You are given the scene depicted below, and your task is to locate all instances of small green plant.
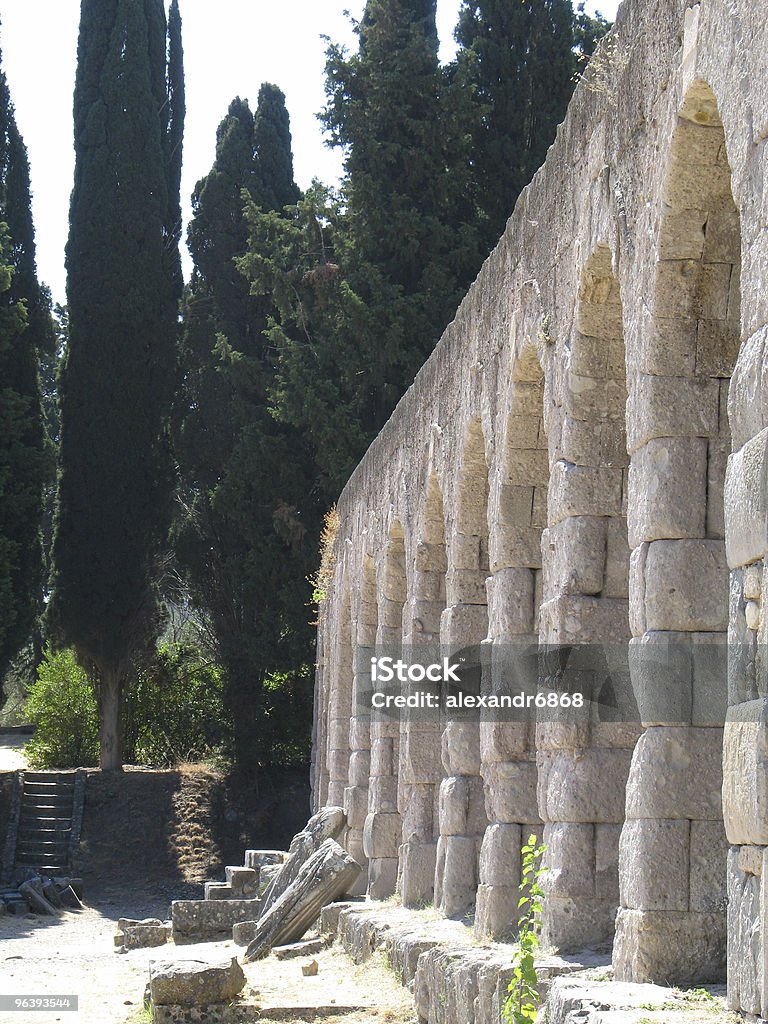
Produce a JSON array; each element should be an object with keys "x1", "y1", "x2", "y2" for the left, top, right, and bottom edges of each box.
[{"x1": 502, "y1": 835, "x2": 548, "y2": 1024}]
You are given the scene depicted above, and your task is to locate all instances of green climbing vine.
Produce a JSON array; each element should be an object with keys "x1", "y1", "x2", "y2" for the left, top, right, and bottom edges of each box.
[{"x1": 502, "y1": 835, "x2": 548, "y2": 1024}]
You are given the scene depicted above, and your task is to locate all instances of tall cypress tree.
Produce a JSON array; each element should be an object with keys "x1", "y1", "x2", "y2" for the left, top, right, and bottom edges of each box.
[
  {"x1": 453, "y1": 0, "x2": 607, "y2": 253},
  {"x1": 319, "y1": 0, "x2": 480, "y2": 427},
  {"x1": 176, "y1": 85, "x2": 315, "y2": 775},
  {"x1": 48, "y1": 0, "x2": 183, "y2": 770},
  {"x1": 0, "y1": 51, "x2": 51, "y2": 687}
]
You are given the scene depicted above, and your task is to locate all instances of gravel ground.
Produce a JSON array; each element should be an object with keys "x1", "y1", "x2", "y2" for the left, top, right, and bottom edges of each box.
[{"x1": 0, "y1": 887, "x2": 418, "y2": 1024}]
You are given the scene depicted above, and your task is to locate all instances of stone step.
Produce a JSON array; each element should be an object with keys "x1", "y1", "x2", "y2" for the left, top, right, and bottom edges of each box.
[
  {"x1": 23, "y1": 779, "x2": 75, "y2": 791},
  {"x1": 19, "y1": 816, "x2": 72, "y2": 830}
]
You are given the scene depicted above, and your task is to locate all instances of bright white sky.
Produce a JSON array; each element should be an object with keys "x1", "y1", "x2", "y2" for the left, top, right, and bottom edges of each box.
[{"x1": 0, "y1": 0, "x2": 620, "y2": 304}]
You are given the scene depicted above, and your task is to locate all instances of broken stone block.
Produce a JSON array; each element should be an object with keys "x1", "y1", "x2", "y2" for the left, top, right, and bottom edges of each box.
[
  {"x1": 274, "y1": 937, "x2": 326, "y2": 959},
  {"x1": 171, "y1": 900, "x2": 262, "y2": 942},
  {"x1": 244, "y1": 838, "x2": 362, "y2": 961},
  {"x1": 225, "y1": 866, "x2": 258, "y2": 895},
  {"x1": 243, "y1": 849, "x2": 285, "y2": 872},
  {"x1": 148, "y1": 957, "x2": 245, "y2": 1007}
]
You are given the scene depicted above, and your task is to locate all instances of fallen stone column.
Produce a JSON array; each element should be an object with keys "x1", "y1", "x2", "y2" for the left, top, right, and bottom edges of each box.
[
  {"x1": 244, "y1": 838, "x2": 362, "y2": 961},
  {"x1": 259, "y1": 805, "x2": 346, "y2": 918}
]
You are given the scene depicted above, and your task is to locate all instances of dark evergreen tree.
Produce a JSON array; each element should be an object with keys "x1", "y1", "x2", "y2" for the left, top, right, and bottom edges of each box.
[
  {"x1": 452, "y1": 0, "x2": 611, "y2": 253},
  {"x1": 251, "y1": 0, "x2": 482, "y2": 491},
  {"x1": 175, "y1": 85, "x2": 315, "y2": 774},
  {"x1": 48, "y1": 0, "x2": 183, "y2": 770},
  {"x1": 0, "y1": 50, "x2": 53, "y2": 689}
]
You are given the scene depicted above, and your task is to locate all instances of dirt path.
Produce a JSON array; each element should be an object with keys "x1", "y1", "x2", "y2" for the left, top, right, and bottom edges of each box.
[
  {"x1": 0, "y1": 735, "x2": 27, "y2": 771},
  {"x1": 0, "y1": 887, "x2": 417, "y2": 1024}
]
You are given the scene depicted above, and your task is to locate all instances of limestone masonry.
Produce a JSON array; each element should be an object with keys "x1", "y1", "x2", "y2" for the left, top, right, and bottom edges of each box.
[{"x1": 311, "y1": 0, "x2": 768, "y2": 1015}]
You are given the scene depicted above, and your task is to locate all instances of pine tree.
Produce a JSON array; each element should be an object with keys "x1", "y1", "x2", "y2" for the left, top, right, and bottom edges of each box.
[
  {"x1": 176, "y1": 86, "x2": 315, "y2": 774},
  {"x1": 48, "y1": 0, "x2": 183, "y2": 770},
  {"x1": 0, "y1": 50, "x2": 52, "y2": 688}
]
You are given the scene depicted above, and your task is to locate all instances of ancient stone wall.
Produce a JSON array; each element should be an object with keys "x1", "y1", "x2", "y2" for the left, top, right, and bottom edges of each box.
[{"x1": 311, "y1": 0, "x2": 768, "y2": 1012}]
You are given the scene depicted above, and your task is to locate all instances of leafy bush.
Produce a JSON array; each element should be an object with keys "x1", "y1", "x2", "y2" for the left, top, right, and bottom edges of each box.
[
  {"x1": 124, "y1": 644, "x2": 232, "y2": 767},
  {"x1": 24, "y1": 647, "x2": 99, "y2": 768}
]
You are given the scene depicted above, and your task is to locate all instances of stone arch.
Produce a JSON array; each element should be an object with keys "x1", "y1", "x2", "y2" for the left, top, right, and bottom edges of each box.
[
  {"x1": 364, "y1": 524, "x2": 408, "y2": 899},
  {"x1": 475, "y1": 344, "x2": 548, "y2": 939},
  {"x1": 400, "y1": 473, "x2": 448, "y2": 906},
  {"x1": 537, "y1": 244, "x2": 636, "y2": 952},
  {"x1": 614, "y1": 78, "x2": 740, "y2": 985},
  {"x1": 436, "y1": 418, "x2": 491, "y2": 919}
]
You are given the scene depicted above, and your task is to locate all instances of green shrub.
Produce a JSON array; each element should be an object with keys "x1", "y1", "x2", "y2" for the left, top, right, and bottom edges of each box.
[
  {"x1": 124, "y1": 643, "x2": 232, "y2": 767},
  {"x1": 502, "y1": 835, "x2": 548, "y2": 1024},
  {"x1": 24, "y1": 648, "x2": 99, "y2": 768}
]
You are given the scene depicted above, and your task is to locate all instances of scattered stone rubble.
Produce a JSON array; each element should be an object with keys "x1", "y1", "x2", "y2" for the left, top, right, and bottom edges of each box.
[{"x1": 0, "y1": 871, "x2": 83, "y2": 916}]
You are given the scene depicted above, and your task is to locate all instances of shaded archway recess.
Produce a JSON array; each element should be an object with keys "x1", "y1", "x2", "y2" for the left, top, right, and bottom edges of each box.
[
  {"x1": 364, "y1": 527, "x2": 407, "y2": 899},
  {"x1": 476, "y1": 351, "x2": 547, "y2": 940},
  {"x1": 436, "y1": 420, "x2": 491, "y2": 919},
  {"x1": 538, "y1": 245, "x2": 635, "y2": 952},
  {"x1": 400, "y1": 475, "x2": 447, "y2": 907},
  {"x1": 614, "y1": 79, "x2": 740, "y2": 986}
]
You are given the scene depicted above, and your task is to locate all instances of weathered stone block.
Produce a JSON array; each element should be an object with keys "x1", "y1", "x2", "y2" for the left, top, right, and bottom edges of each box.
[
  {"x1": 399, "y1": 840, "x2": 436, "y2": 907},
  {"x1": 478, "y1": 823, "x2": 522, "y2": 887},
  {"x1": 474, "y1": 883, "x2": 519, "y2": 940},
  {"x1": 149, "y1": 957, "x2": 245, "y2": 1008},
  {"x1": 548, "y1": 460, "x2": 623, "y2": 524},
  {"x1": 727, "y1": 846, "x2": 765, "y2": 1015},
  {"x1": 625, "y1": 726, "x2": 723, "y2": 820},
  {"x1": 438, "y1": 834, "x2": 481, "y2": 919},
  {"x1": 362, "y1": 812, "x2": 401, "y2": 859},
  {"x1": 541, "y1": 894, "x2": 617, "y2": 952},
  {"x1": 486, "y1": 568, "x2": 535, "y2": 636},
  {"x1": 548, "y1": 516, "x2": 607, "y2": 596},
  {"x1": 539, "y1": 595, "x2": 630, "y2": 644},
  {"x1": 627, "y1": 437, "x2": 707, "y2": 548},
  {"x1": 613, "y1": 907, "x2": 726, "y2": 984},
  {"x1": 479, "y1": 721, "x2": 533, "y2": 763},
  {"x1": 171, "y1": 900, "x2": 259, "y2": 941},
  {"x1": 367, "y1": 857, "x2": 398, "y2": 900},
  {"x1": 370, "y1": 737, "x2": 395, "y2": 777},
  {"x1": 626, "y1": 374, "x2": 720, "y2": 453},
  {"x1": 619, "y1": 818, "x2": 690, "y2": 911},
  {"x1": 368, "y1": 774, "x2": 398, "y2": 812},
  {"x1": 725, "y1": 427, "x2": 768, "y2": 569},
  {"x1": 595, "y1": 823, "x2": 621, "y2": 901},
  {"x1": 723, "y1": 700, "x2": 768, "y2": 845},
  {"x1": 482, "y1": 760, "x2": 539, "y2": 824},
  {"x1": 441, "y1": 722, "x2": 481, "y2": 776},
  {"x1": 347, "y1": 749, "x2": 371, "y2": 786},
  {"x1": 541, "y1": 748, "x2": 631, "y2": 823},
  {"x1": 643, "y1": 539, "x2": 728, "y2": 631},
  {"x1": 402, "y1": 728, "x2": 442, "y2": 783},
  {"x1": 343, "y1": 785, "x2": 369, "y2": 829},
  {"x1": 439, "y1": 775, "x2": 487, "y2": 836},
  {"x1": 728, "y1": 327, "x2": 768, "y2": 452},
  {"x1": 542, "y1": 822, "x2": 596, "y2": 898},
  {"x1": 400, "y1": 782, "x2": 435, "y2": 842},
  {"x1": 440, "y1": 603, "x2": 489, "y2": 648},
  {"x1": 689, "y1": 820, "x2": 728, "y2": 914}
]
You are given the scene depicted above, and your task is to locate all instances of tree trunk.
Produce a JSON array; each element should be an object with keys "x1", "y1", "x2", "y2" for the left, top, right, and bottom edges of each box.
[{"x1": 99, "y1": 667, "x2": 124, "y2": 771}]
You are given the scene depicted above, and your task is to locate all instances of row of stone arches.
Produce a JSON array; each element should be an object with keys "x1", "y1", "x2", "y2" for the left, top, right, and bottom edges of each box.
[{"x1": 313, "y1": 73, "x2": 749, "y2": 992}]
